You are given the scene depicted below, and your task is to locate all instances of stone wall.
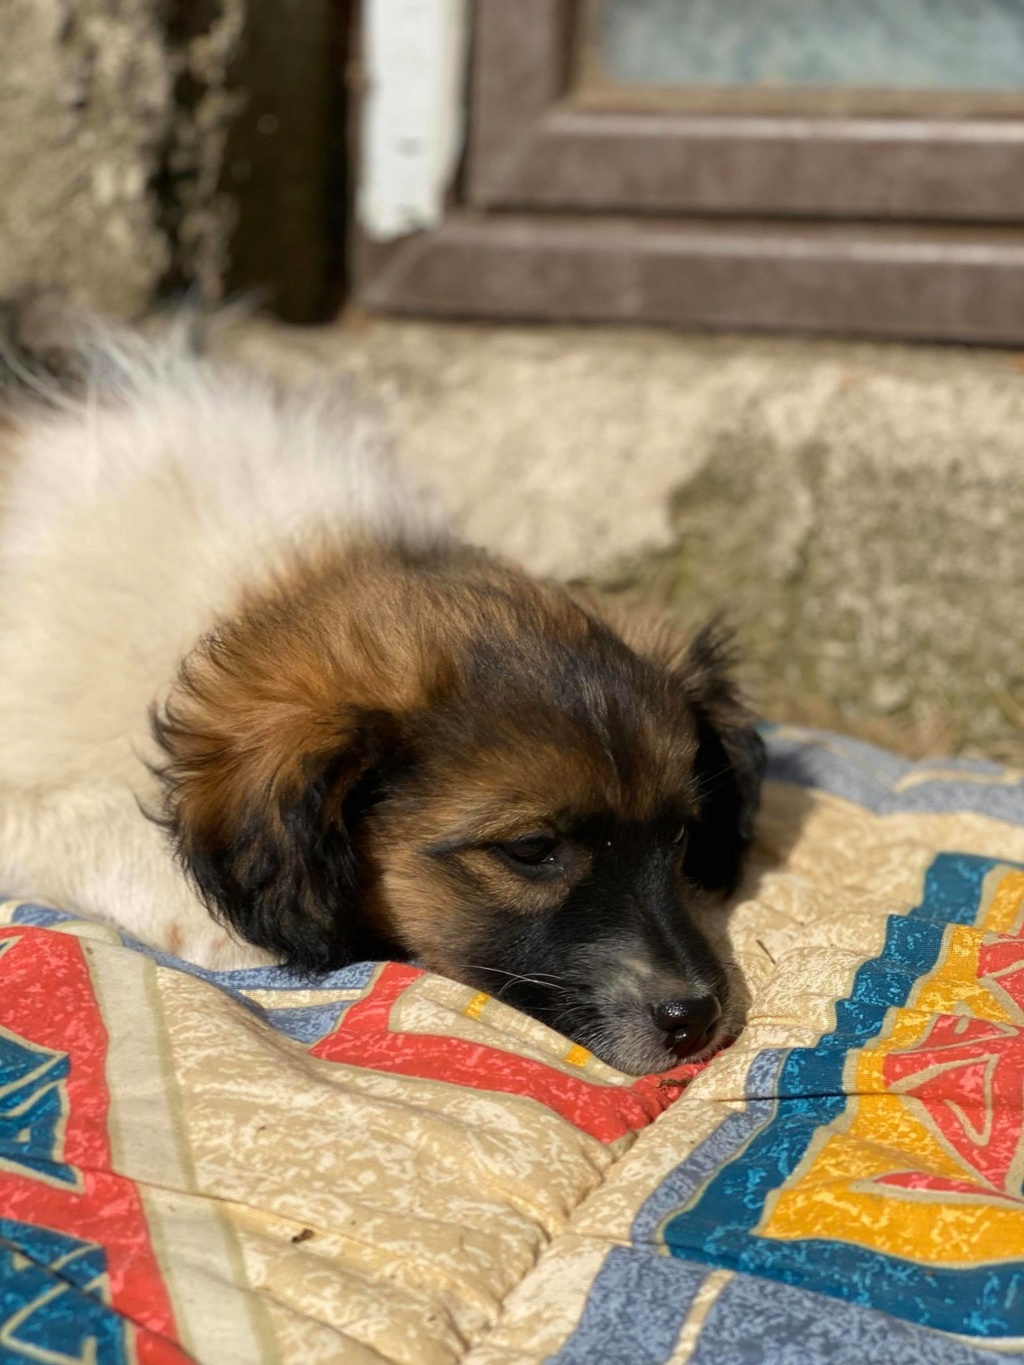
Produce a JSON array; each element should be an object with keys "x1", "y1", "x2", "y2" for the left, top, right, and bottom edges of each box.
[
  {"x1": 0, "y1": 0, "x2": 243, "y2": 317},
  {"x1": 225, "y1": 316, "x2": 1024, "y2": 765}
]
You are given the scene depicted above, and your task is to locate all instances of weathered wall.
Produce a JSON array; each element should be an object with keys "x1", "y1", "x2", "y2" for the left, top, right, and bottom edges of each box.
[
  {"x1": 225, "y1": 316, "x2": 1024, "y2": 765},
  {"x1": 0, "y1": 0, "x2": 243, "y2": 317}
]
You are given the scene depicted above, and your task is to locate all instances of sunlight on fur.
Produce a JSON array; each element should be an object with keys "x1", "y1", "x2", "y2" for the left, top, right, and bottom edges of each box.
[{"x1": 0, "y1": 318, "x2": 763, "y2": 1074}]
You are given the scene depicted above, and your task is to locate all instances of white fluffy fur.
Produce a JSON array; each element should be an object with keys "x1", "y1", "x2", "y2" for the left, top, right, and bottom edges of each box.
[{"x1": 0, "y1": 328, "x2": 441, "y2": 967}]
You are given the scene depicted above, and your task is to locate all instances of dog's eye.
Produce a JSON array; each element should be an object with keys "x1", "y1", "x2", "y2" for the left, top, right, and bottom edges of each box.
[
  {"x1": 672, "y1": 823, "x2": 689, "y2": 852},
  {"x1": 499, "y1": 835, "x2": 558, "y2": 867}
]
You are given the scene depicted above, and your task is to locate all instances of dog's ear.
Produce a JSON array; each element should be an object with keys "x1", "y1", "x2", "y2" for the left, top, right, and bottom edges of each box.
[
  {"x1": 579, "y1": 594, "x2": 765, "y2": 893},
  {"x1": 151, "y1": 630, "x2": 413, "y2": 973},
  {"x1": 674, "y1": 622, "x2": 765, "y2": 893}
]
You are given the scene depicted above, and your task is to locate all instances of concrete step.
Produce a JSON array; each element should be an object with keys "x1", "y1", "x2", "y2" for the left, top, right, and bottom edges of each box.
[{"x1": 223, "y1": 315, "x2": 1024, "y2": 766}]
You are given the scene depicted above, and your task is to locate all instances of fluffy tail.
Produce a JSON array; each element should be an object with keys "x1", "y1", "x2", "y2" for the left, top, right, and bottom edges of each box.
[{"x1": 0, "y1": 290, "x2": 252, "y2": 415}]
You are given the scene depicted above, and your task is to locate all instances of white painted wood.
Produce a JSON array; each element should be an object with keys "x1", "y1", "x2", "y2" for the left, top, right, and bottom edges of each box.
[{"x1": 358, "y1": 0, "x2": 470, "y2": 241}]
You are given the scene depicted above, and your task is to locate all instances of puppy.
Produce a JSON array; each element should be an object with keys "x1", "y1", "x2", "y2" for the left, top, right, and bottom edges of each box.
[{"x1": 0, "y1": 321, "x2": 764, "y2": 1075}]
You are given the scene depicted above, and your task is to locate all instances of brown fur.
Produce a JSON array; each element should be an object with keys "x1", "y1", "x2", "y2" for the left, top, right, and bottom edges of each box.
[
  {"x1": 153, "y1": 537, "x2": 764, "y2": 1073},
  {"x1": 0, "y1": 310, "x2": 764, "y2": 1072}
]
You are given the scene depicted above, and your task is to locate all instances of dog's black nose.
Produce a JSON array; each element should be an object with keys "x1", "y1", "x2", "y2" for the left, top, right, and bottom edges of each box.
[{"x1": 651, "y1": 996, "x2": 722, "y2": 1056}]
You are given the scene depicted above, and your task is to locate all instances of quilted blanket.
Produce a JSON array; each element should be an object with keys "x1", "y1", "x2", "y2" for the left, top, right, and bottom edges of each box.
[{"x1": 3, "y1": 726, "x2": 1024, "y2": 1364}]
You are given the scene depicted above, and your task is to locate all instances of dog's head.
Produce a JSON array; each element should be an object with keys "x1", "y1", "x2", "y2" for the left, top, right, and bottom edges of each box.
[{"x1": 153, "y1": 543, "x2": 764, "y2": 1074}]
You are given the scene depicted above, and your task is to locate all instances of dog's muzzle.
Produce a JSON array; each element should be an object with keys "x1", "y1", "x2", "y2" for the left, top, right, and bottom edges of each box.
[{"x1": 650, "y1": 994, "x2": 723, "y2": 1058}]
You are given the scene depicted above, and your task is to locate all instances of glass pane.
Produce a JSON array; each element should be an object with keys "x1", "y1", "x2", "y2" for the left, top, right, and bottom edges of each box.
[{"x1": 593, "y1": 0, "x2": 1024, "y2": 92}]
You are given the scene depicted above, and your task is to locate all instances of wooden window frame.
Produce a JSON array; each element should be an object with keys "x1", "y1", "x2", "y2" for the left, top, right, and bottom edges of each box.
[{"x1": 353, "y1": 0, "x2": 1024, "y2": 343}]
